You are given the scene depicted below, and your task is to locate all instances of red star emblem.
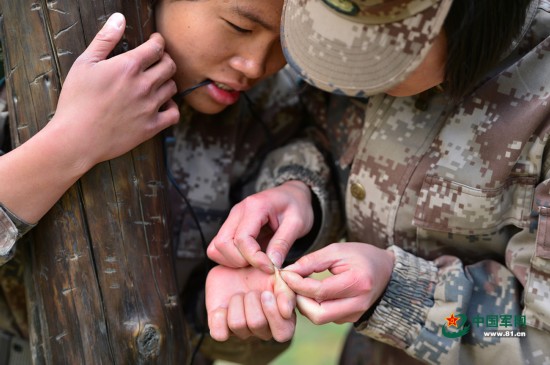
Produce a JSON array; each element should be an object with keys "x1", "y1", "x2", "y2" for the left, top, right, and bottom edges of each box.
[{"x1": 446, "y1": 313, "x2": 460, "y2": 328}]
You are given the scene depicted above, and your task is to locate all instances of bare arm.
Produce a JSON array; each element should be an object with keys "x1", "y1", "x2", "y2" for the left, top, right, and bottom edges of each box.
[{"x1": 0, "y1": 13, "x2": 178, "y2": 224}]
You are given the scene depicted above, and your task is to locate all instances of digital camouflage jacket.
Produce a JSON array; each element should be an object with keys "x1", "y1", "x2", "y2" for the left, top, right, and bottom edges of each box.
[{"x1": 268, "y1": 1, "x2": 550, "y2": 363}]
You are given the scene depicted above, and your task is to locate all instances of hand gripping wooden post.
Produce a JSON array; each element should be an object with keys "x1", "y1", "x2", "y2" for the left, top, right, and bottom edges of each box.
[{"x1": 0, "y1": 1, "x2": 188, "y2": 364}]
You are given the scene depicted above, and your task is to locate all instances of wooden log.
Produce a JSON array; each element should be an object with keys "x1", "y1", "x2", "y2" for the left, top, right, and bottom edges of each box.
[{"x1": 0, "y1": 1, "x2": 188, "y2": 364}]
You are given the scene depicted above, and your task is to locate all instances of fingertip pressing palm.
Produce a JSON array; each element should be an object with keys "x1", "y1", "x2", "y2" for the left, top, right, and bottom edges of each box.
[{"x1": 206, "y1": 265, "x2": 297, "y2": 343}]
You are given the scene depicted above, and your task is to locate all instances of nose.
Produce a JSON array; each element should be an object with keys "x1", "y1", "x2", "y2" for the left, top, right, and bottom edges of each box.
[
  {"x1": 229, "y1": 46, "x2": 269, "y2": 80},
  {"x1": 229, "y1": 55, "x2": 266, "y2": 80}
]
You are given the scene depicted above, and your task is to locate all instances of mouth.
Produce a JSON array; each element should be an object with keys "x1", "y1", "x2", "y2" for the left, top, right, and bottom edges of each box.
[
  {"x1": 213, "y1": 81, "x2": 238, "y2": 92},
  {"x1": 175, "y1": 79, "x2": 213, "y2": 102},
  {"x1": 206, "y1": 79, "x2": 243, "y2": 106}
]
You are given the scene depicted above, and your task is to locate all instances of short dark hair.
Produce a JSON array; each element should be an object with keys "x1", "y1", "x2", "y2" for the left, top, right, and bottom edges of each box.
[{"x1": 443, "y1": 0, "x2": 533, "y2": 99}]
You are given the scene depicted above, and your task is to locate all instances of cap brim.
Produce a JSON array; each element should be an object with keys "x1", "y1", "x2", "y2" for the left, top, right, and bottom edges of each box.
[{"x1": 282, "y1": 0, "x2": 453, "y2": 97}]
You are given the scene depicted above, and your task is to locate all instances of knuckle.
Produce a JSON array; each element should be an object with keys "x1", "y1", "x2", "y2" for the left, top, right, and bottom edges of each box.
[
  {"x1": 314, "y1": 287, "x2": 327, "y2": 303},
  {"x1": 248, "y1": 317, "x2": 268, "y2": 331},
  {"x1": 273, "y1": 237, "x2": 291, "y2": 250},
  {"x1": 138, "y1": 80, "x2": 154, "y2": 97},
  {"x1": 166, "y1": 57, "x2": 177, "y2": 75},
  {"x1": 227, "y1": 318, "x2": 247, "y2": 332},
  {"x1": 310, "y1": 313, "x2": 325, "y2": 325},
  {"x1": 151, "y1": 32, "x2": 166, "y2": 48},
  {"x1": 233, "y1": 234, "x2": 245, "y2": 245},
  {"x1": 243, "y1": 195, "x2": 266, "y2": 211},
  {"x1": 326, "y1": 242, "x2": 339, "y2": 251},
  {"x1": 168, "y1": 79, "x2": 178, "y2": 94},
  {"x1": 123, "y1": 57, "x2": 141, "y2": 75},
  {"x1": 168, "y1": 109, "x2": 180, "y2": 125},
  {"x1": 206, "y1": 243, "x2": 217, "y2": 257},
  {"x1": 95, "y1": 30, "x2": 113, "y2": 43},
  {"x1": 215, "y1": 237, "x2": 234, "y2": 251},
  {"x1": 298, "y1": 254, "x2": 315, "y2": 268},
  {"x1": 146, "y1": 39, "x2": 163, "y2": 59},
  {"x1": 228, "y1": 203, "x2": 243, "y2": 216}
]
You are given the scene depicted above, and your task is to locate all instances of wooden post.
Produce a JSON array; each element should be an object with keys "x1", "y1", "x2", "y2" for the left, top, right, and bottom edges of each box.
[{"x1": 0, "y1": 1, "x2": 188, "y2": 364}]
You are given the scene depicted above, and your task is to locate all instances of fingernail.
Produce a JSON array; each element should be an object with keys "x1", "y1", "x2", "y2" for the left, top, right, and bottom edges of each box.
[
  {"x1": 262, "y1": 264, "x2": 275, "y2": 274},
  {"x1": 269, "y1": 252, "x2": 283, "y2": 269},
  {"x1": 108, "y1": 13, "x2": 124, "y2": 29},
  {"x1": 261, "y1": 291, "x2": 275, "y2": 305}
]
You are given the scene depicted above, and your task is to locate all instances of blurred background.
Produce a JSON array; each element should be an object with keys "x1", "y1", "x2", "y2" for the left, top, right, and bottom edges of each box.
[{"x1": 216, "y1": 315, "x2": 350, "y2": 365}]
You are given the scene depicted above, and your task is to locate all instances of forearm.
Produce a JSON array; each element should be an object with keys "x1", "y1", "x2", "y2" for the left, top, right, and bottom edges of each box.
[{"x1": 0, "y1": 121, "x2": 92, "y2": 224}]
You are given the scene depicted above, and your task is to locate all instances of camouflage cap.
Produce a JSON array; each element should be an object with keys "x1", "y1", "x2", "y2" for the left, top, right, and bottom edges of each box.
[{"x1": 281, "y1": 0, "x2": 453, "y2": 97}]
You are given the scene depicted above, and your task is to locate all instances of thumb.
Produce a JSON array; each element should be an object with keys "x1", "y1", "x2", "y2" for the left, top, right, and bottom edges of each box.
[
  {"x1": 283, "y1": 246, "x2": 335, "y2": 277},
  {"x1": 274, "y1": 269, "x2": 296, "y2": 320},
  {"x1": 82, "y1": 13, "x2": 126, "y2": 63}
]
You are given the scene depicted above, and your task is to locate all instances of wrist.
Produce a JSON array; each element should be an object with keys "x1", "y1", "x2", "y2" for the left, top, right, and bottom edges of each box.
[
  {"x1": 43, "y1": 117, "x2": 97, "y2": 175},
  {"x1": 282, "y1": 180, "x2": 311, "y2": 198}
]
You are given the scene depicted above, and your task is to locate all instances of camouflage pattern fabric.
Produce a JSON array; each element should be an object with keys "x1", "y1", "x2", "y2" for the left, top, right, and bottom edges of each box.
[
  {"x1": 0, "y1": 66, "x2": 343, "y2": 363},
  {"x1": 281, "y1": 0, "x2": 453, "y2": 97},
  {"x1": 267, "y1": 0, "x2": 549, "y2": 363},
  {"x1": 0, "y1": 208, "x2": 17, "y2": 267}
]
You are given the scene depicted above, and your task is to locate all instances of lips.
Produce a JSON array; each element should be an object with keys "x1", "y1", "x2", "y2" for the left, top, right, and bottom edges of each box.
[{"x1": 206, "y1": 81, "x2": 242, "y2": 106}]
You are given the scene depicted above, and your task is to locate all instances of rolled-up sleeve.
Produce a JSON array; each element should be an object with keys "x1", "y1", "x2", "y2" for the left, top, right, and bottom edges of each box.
[{"x1": 0, "y1": 204, "x2": 34, "y2": 266}]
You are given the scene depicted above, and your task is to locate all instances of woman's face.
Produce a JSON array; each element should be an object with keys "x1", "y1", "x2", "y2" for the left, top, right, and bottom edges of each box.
[
  {"x1": 385, "y1": 31, "x2": 447, "y2": 97},
  {"x1": 156, "y1": 0, "x2": 286, "y2": 114}
]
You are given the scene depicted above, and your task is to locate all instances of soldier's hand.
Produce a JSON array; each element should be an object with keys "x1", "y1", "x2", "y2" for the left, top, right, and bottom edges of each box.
[
  {"x1": 207, "y1": 180, "x2": 314, "y2": 273},
  {"x1": 51, "y1": 12, "x2": 179, "y2": 171},
  {"x1": 280, "y1": 242, "x2": 395, "y2": 324},
  {"x1": 206, "y1": 265, "x2": 296, "y2": 343}
]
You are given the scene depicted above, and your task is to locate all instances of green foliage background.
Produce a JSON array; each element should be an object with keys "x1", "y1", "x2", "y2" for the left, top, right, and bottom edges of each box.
[
  {"x1": 270, "y1": 314, "x2": 350, "y2": 365},
  {"x1": 216, "y1": 315, "x2": 350, "y2": 365}
]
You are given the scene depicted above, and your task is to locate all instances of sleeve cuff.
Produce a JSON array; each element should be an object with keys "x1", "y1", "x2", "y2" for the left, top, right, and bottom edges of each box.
[
  {"x1": 0, "y1": 207, "x2": 18, "y2": 264},
  {"x1": 0, "y1": 204, "x2": 35, "y2": 265},
  {"x1": 355, "y1": 245, "x2": 438, "y2": 348}
]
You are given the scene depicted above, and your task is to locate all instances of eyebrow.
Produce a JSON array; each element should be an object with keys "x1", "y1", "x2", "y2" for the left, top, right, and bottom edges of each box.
[{"x1": 230, "y1": 6, "x2": 277, "y2": 32}]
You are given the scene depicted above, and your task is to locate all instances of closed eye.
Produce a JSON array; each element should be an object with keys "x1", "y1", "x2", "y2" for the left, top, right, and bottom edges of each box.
[{"x1": 225, "y1": 20, "x2": 252, "y2": 33}]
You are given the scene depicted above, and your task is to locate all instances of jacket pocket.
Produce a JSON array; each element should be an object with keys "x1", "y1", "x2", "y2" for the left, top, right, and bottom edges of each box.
[{"x1": 413, "y1": 175, "x2": 537, "y2": 235}]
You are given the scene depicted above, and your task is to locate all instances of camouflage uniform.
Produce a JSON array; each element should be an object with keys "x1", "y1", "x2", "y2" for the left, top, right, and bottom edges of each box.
[
  {"x1": 0, "y1": 67, "x2": 342, "y2": 363},
  {"x1": 166, "y1": 67, "x2": 341, "y2": 364},
  {"x1": 274, "y1": 1, "x2": 550, "y2": 363}
]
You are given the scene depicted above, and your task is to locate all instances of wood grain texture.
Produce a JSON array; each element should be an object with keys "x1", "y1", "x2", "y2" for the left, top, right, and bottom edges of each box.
[{"x1": 0, "y1": 1, "x2": 188, "y2": 363}]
